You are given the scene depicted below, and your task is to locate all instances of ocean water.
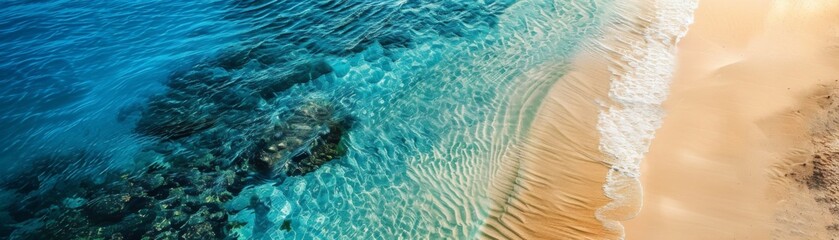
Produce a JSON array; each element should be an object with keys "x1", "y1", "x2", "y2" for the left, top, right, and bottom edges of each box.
[{"x1": 0, "y1": 0, "x2": 616, "y2": 239}]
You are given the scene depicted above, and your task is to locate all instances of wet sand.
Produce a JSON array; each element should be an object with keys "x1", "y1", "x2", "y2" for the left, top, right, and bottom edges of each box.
[
  {"x1": 480, "y1": 1, "x2": 666, "y2": 238},
  {"x1": 480, "y1": 43, "x2": 618, "y2": 240},
  {"x1": 624, "y1": 0, "x2": 839, "y2": 239}
]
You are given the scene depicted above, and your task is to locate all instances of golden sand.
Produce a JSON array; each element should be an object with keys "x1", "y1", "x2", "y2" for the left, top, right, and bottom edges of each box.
[
  {"x1": 624, "y1": 0, "x2": 839, "y2": 239},
  {"x1": 480, "y1": 52, "x2": 616, "y2": 239},
  {"x1": 480, "y1": 1, "x2": 664, "y2": 238}
]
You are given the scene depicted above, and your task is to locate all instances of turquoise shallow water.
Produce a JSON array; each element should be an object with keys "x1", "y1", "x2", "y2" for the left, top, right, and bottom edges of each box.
[{"x1": 0, "y1": 0, "x2": 610, "y2": 238}]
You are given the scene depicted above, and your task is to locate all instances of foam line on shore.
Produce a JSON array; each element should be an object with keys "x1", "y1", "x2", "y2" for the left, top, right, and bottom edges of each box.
[
  {"x1": 595, "y1": 0, "x2": 696, "y2": 236},
  {"x1": 478, "y1": 0, "x2": 696, "y2": 238}
]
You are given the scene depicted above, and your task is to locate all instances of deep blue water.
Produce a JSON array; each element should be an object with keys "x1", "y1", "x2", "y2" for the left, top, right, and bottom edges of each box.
[{"x1": 0, "y1": 0, "x2": 608, "y2": 238}]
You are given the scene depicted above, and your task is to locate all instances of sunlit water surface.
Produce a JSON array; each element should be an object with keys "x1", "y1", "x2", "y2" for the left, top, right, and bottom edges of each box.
[{"x1": 0, "y1": 0, "x2": 611, "y2": 238}]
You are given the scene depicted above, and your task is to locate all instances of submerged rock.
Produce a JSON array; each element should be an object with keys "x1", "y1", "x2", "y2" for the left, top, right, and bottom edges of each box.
[
  {"x1": 280, "y1": 219, "x2": 292, "y2": 231},
  {"x1": 287, "y1": 121, "x2": 350, "y2": 176},
  {"x1": 134, "y1": 94, "x2": 219, "y2": 140},
  {"x1": 1, "y1": 79, "x2": 354, "y2": 240},
  {"x1": 84, "y1": 194, "x2": 131, "y2": 222},
  {"x1": 4, "y1": 8, "x2": 360, "y2": 238},
  {"x1": 251, "y1": 101, "x2": 352, "y2": 176},
  {"x1": 134, "y1": 42, "x2": 338, "y2": 142},
  {"x1": 181, "y1": 221, "x2": 217, "y2": 239}
]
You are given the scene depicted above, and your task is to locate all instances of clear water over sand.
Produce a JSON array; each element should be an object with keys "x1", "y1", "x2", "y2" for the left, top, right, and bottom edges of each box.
[{"x1": 0, "y1": 0, "x2": 640, "y2": 238}]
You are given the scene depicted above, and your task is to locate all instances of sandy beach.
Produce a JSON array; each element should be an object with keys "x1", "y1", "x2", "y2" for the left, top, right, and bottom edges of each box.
[
  {"x1": 480, "y1": 50, "x2": 616, "y2": 239},
  {"x1": 624, "y1": 0, "x2": 839, "y2": 239},
  {"x1": 15, "y1": 0, "x2": 839, "y2": 238},
  {"x1": 481, "y1": 0, "x2": 686, "y2": 238}
]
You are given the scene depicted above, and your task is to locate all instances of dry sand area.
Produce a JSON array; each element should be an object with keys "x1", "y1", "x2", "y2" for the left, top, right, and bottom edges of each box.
[{"x1": 624, "y1": 0, "x2": 839, "y2": 239}]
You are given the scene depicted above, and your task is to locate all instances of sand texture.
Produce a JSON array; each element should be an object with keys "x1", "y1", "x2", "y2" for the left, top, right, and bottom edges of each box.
[
  {"x1": 480, "y1": 0, "x2": 696, "y2": 238},
  {"x1": 624, "y1": 0, "x2": 839, "y2": 239}
]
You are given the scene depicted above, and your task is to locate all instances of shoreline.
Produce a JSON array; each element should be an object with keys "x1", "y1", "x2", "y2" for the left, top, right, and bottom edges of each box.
[
  {"x1": 595, "y1": 0, "x2": 696, "y2": 234},
  {"x1": 482, "y1": 50, "x2": 616, "y2": 239},
  {"x1": 480, "y1": 0, "x2": 695, "y2": 238},
  {"x1": 624, "y1": 0, "x2": 839, "y2": 238}
]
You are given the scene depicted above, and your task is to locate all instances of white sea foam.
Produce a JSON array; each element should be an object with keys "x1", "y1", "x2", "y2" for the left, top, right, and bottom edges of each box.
[{"x1": 595, "y1": 0, "x2": 697, "y2": 237}]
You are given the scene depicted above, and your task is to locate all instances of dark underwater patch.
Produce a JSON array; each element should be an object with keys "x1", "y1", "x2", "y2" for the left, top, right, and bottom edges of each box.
[
  {"x1": 1, "y1": 100, "x2": 354, "y2": 239},
  {"x1": 257, "y1": 60, "x2": 333, "y2": 100},
  {"x1": 249, "y1": 101, "x2": 354, "y2": 176},
  {"x1": 0, "y1": 0, "x2": 517, "y2": 238}
]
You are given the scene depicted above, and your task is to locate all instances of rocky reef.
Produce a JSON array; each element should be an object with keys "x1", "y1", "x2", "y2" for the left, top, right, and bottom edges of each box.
[
  {"x1": 0, "y1": 44, "x2": 353, "y2": 239},
  {"x1": 250, "y1": 100, "x2": 353, "y2": 177},
  {"x1": 1, "y1": 114, "x2": 352, "y2": 239},
  {"x1": 0, "y1": 0, "x2": 519, "y2": 238}
]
